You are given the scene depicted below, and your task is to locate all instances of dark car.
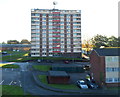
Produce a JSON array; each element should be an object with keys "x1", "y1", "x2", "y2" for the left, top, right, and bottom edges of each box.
[
  {"x1": 2, "y1": 51, "x2": 7, "y2": 55},
  {"x1": 64, "y1": 60, "x2": 69, "y2": 64},
  {"x1": 46, "y1": 60, "x2": 54, "y2": 63},
  {"x1": 85, "y1": 79, "x2": 98, "y2": 89}
]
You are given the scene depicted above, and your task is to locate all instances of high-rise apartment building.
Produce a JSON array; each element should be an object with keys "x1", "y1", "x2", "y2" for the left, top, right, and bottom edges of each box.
[{"x1": 31, "y1": 9, "x2": 81, "y2": 58}]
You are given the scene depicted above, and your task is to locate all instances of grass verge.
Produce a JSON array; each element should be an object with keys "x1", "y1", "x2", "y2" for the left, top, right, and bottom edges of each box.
[
  {"x1": 32, "y1": 65, "x2": 51, "y2": 71},
  {"x1": 107, "y1": 87, "x2": 120, "y2": 90},
  {"x1": 2, "y1": 85, "x2": 24, "y2": 95},
  {"x1": 38, "y1": 75, "x2": 80, "y2": 90}
]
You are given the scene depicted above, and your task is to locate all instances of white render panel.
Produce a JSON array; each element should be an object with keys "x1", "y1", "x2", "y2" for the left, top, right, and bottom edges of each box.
[{"x1": 105, "y1": 56, "x2": 120, "y2": 83}]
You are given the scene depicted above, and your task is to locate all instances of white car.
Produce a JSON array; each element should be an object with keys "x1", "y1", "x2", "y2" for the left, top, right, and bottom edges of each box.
[{"x1": 77, "y1": 80, "x2": 88, "y2": 89}]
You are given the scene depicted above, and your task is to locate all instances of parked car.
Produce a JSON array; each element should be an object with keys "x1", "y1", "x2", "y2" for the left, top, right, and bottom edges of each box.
[
  {"x1": 85, "y1": 78, "x2": 98, "y2": 89},
  {"x1": 77, "y1": 80, "x2": 88, "y2": 89},
  {"x1": 37, "y1": 59, "x2": 41, "y2": 63},
  {"x1": 2, "y1": 51, "x2": 7, "y2": 55},
  {"x1": 64, "y1": 60, "x2": 69, "y2": 64},
  {"x1": 46, "y1": 60, "x2": 54, "y2": 63}
]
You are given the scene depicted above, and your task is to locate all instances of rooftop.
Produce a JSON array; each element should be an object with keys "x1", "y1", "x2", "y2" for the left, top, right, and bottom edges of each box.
[
  {"x1": 0, "y1": 44, "x2": 31, "y2": 47},
  {"x1": 48, "y1": 71, "x2": 69, "y2": 77},
  {"x1": 93, "y1": 48, "x2": 120, "y2": 56}
]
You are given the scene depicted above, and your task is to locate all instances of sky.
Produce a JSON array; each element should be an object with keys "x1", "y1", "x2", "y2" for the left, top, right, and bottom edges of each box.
[{"x1": 0, "y1": 0, "x2": 119, "y2": 43}]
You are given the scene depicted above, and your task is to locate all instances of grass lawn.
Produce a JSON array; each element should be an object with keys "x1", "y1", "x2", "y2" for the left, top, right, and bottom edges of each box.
[
  {"x1": 32, "y1": 65, "x2": 51, "y2": 71},
  {"x1": 1, "y1": 64, "x2": 19, "y2": 68},
  {"x1": 38, "y1": 75, "x2": 80, "y2": 90},
  {"x1": 1, "y1": 85, "x2": 24, "y2": 95},
  {"x1": 2, "y1": 50, "x2": 31, "y2": 62},
  {"x1": 107, "y1": 87, "x2": 120, "y2": 90},
  {"x1": 2, "y1": 50, "x2": 88, "y2": 62}
]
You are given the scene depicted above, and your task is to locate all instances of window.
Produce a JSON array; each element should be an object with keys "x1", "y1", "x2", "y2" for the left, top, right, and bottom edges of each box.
[
  {"x1": 106, "y1": 78, "x2": 120, "y2": 83},
  {"x1": 106, "y1": 78, "x2": 113, "y2": 83},
  {"x1": 106, "y1": 67, "x2": 120, "y2": 72}
]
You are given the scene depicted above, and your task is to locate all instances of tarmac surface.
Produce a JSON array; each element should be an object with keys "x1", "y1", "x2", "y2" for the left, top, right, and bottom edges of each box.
[{"x1": 1, "y1": 61, "x2": 120, "y2": 96}]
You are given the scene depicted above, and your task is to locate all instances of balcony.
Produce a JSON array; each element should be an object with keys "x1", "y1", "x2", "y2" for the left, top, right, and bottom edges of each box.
[
  {"x1": 52, "y1": 39, "x2": 60, "y2": 41},
  {"x1": 52, "y1": 16, "x2": 60, "y2": 18},
  {"x1": 53, "y1": 47, "x2": 60, "y2": 49},
  {"x1": 53, "y1": 35, "x2": 60, "y2": 37},
  {"x1": 53, "y1": 43, "x2": 60, "y2": 45},
  {"x1": 52, "y1": 32, "x2": 60, "y2": 34},
  {"x1": 53, "y1": 51, "x2": 61, "y2": 53},
  {"x1": 53, "y1": 28, "x2": 60, "y2": 30},
  {"x1": 52, "y1": 20, "x2": 60, "y2": 22},
  {"x1": 52, "y1": 24, "x2": 60, "y2": 26},
  {"x1": 52, "y1": 12, "x2": 60, "y2": 14}
]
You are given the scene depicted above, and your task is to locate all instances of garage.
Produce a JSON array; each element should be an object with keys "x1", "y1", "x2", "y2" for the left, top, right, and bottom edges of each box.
[{"x1": 47, "y1": 71, "x2": 70, "y2": 84}]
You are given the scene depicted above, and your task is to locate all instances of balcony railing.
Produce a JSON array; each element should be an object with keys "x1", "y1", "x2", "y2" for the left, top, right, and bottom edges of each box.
[
  {"x1": 52, "y1": 12, "x2": 60, "y2": 14},
  {"x1": 52, "y1": 43, "x2": 60, "y2": 45},
  {"x1": 53, "y1": 51, "x2": 61, "y2": 53},
  {"x1": 52, "y1": 39, "x2": 60, "y2": 41},
  {"x1": 52, "y1": 24, "x2": 60, "y2": 26},
  {"x1": 52, "y1": 20, "x2": 60, "y2": 22},
  {"x1": 52, "y1": 32, "x2": 60, "y2": 34},
  {"x1": 52, "y1": 16, "x2": 60, "y2": 18},
  {"x1": 53, "y1": 35, "x2": 60, "y2": 37},
  {"x1": 53, "y1": 47, "x2": 60, "y2": 49},
  {"x1": 53, "y1": 28, "x2": 60, "y2": 30}
]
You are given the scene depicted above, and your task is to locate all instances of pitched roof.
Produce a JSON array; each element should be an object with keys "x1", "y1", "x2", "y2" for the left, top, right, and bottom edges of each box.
[{"x1": 93, "y1": 48, "x2": 120, "y2": 56}]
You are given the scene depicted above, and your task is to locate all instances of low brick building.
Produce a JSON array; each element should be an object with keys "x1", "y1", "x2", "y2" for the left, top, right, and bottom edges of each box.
[
  {"x1": 47, "y1": 71, "x2": 70, "y2": 84},
  {"x1": 90, "y1": 48, "x2": 120, "y2": 87},
  {"x1": 0, "y1": 44, "x2": 31, "y2": 51}
]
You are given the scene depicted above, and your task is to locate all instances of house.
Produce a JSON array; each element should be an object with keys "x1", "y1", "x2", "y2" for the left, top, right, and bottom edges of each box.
[
  {"x1": 90, "y1": 48, "x2": 120, "y2": 87},
  {"x1": 47, "y1": 71, "x2": 70, "y2": 84}
]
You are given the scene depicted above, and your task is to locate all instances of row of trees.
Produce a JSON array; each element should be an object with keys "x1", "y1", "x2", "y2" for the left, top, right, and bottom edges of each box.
[
  {"x1": 83, "y1": 34, "x2": 120, "y2": 50},
  {"x1": 91, "y1": 34, "x2": 120, "y2": 48},
  {"x1": 2, "y1": 34, "x2": 120, "y2": 47},
  {"x1": 2, "y1": 39, "x2": 31, "y2": 44}
]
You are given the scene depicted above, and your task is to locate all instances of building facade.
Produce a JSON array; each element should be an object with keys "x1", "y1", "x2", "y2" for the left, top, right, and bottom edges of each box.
[
  {"x1": 31, "y1": 9, "x2": 81, "y2": 57},
  {"x1": 90, "y1": 48, "x2": 120, "y2": 87}
]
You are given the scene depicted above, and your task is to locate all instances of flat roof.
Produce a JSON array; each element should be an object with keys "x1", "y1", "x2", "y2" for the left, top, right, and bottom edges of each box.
[{"x1": 48, "y1": 71, "x2": 69, "y2": 77}]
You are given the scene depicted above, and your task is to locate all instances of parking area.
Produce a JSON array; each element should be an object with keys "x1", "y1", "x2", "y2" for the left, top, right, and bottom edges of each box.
[
  {"x1": 68, "y1": 72, "x2": 88, "y2": 84},
  {"x1": 0, "y1": 67, "x2": 22, "y2": 87}
]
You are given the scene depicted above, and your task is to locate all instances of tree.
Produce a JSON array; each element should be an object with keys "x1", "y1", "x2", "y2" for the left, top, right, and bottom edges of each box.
[
  {"x1": 91, "y1": 34, "x2": 108, "y2": 48},
  {"x1": 20, "y1": 39, "x2": 30, "y2": 44},
  {"x1": 82, "y1": 40, "x2": 93, "y2": 55},
  {"x1": 118, "y1": 37, "x2": 120, "y2": 47},
  {"x1": 2, "y1": 42, "x2": 6, "y2": 44},
  {"x1": 107, "y1": 36, "x2": 119, "y2": 47},
  {"x1": 7, "y1": 40, "x2": 19, "y2": 44}
]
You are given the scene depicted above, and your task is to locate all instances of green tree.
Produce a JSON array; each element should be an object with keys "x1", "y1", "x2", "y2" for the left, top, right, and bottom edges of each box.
[
  {"x1": 118, "y1": 37, "x2": 120, "y2": 47},
  {"x1": 20, "y1": 39, "x2": 30, "y2": 44},
  {"x1": 7, "y1": 40, "x2": 19, "y2": 44},
  {"x1": 91, "y1": 34, "x2": 108, "y2": 48},
  {"x1": 107, "y1": 36, "x2": 119, "y2": 47},
  {"x1": 2, "y1": 42, "x2": 6, "y2": 44}
]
